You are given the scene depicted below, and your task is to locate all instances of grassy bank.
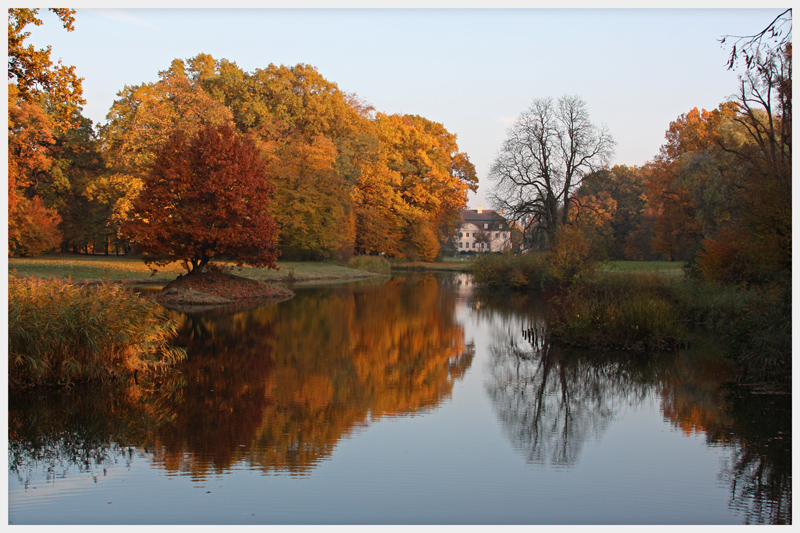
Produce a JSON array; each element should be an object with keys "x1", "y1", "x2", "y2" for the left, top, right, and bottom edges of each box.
[
  {"x1": 9, "y1": 276, "x2": 185, "y2": 389},
  {"x1": 390, "y1": 256, "x2": 473, "y2": 272},
  {"x1": 548, "y1": 272, "x2": 686, "y2": 352},
  {"x1": 7, "y1": 254, "x2": 384, "y2": 284},
  {"x1": 601, "y1": 260, "x2": 686, "y2": 275},
  {"x1": 470, "y1": 253, "x2": 791, "y2": 385}
]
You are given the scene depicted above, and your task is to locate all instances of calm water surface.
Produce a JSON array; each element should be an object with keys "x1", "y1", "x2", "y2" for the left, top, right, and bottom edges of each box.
[{"x1": 8, "y1": 273, "x2": 791, "y2": 524}]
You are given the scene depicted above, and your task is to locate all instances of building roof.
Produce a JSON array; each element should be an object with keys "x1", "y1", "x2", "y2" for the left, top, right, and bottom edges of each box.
[{"x1": 459, "y1": 209, "x2": 508, "y2": 231}]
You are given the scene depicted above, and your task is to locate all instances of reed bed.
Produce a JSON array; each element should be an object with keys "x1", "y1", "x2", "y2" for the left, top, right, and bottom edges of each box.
[
  {"x1": 8, "y1": 276, "x2": 185, "y2": 389},
  {"x1": 547, "y1": 273, "x2": 686, "y2": 351},
  {"x1": 672, "y1": 278, "x2": 791, "y2": 383},
  {"x1": 470, "y1": 252, "x2": 551, "y2": 290},
  {"x1": 347, "y1": 255, "x2": 391, "y2": 275}
]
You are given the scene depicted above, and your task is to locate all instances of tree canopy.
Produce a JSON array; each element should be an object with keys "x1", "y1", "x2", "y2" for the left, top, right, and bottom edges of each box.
[
  {"x1": 103, "y1": 55, "x2": 477, "y2": 261},
  {"x1": 122, "y1": 124, "x2": 280, "y2": 273}
]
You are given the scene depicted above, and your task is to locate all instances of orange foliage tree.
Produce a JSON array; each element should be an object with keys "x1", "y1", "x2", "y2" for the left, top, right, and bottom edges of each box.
[
  {"x1": 8, "y1": 86, "x2": 63, "y2": 255},
  {"x1": 645, "y1": 104, "x2": 739, "y2": 261},
  {"x1": 122, "y1": 124, "x2": 279, "y2": 274},
  {"x1": 8, "y1": 9, "x2": 83, "y2": 256}
]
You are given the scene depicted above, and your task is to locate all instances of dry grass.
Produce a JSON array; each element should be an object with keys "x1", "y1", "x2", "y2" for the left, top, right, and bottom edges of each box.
[{"x1": 8, "y1": 275, "x2": 185, "y2": 389}]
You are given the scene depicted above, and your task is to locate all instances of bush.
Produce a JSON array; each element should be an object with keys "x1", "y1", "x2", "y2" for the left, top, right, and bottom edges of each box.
[
  {"x1": 347, "y1": 255, "x2": 391, "y2": 275},
  {"x1": 725, "y1": 283, "x2": 791, "y2": 384},
  {"x1": 548, "y1": 273, "x2": 685, "y2": 350},
  {"x1": 548, "y1": 224, "x2": 606, "y2": 285},
  {"x1": 8, "y1": 276, "x2": 185, "y2": 389},
  {"x1": 695, "y1": 227, "x2": 754, "y2": 284},
  {"x1": 471, "y1": 252, "x2": 550, "y2": 290},
  {"x1": 673, "y1": 277, "x2": 791, "y2": 384}
]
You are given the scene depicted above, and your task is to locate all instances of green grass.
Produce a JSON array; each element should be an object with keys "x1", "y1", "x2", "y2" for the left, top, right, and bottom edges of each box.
[
  {"x1": 7, "y1": 254, "x2": 381, "y2": 284},
  {"x1": 347, "y1": 255, "x2": 391, "y2": 275},
  {"x1": 602, "y1": 260, "x2": 686, "y2": 274},
  {"x1": 390, "y1": 257, "x2": 473, "y2": 272}
]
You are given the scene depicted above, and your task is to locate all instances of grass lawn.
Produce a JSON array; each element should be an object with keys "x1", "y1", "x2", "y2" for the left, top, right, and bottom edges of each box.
[
  {"x1": 7, "y1": 255, "x2": 382, "y2": 284},
  {"x1": 390, "y1": 257, "x2": 473, "y2": 272},
  {"x1": 7, "y1": 255, "x2": 685, "y2": 283},
  {"x1": 601, "y1": 260, "x2": 686, "y2": 275}
]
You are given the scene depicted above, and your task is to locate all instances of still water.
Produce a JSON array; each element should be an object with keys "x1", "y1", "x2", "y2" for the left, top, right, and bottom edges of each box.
[{"x1": 8, "y1": 273, "x2": 791, "y2": 524}]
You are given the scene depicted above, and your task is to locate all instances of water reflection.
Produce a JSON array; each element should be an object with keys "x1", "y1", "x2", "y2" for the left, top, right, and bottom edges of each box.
[
  {"x1": 9, "y1": 385, "x2": 175, "y2": 487},
  {"x1": 473, "y1": 287, "x2": 790, "y2": 524},
  {"x1": 8, "y1": 275, "x2": 790, "y2": 524},
  {"x1": 485, "y1": 319, "x2": 662, "y2": 466},
  {"x1": 10, "y1": 275, "x2": 473, "y2": 481}
]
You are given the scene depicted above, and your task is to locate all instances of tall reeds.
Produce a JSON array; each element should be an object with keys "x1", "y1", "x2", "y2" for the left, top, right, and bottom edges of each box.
[
  {"x1": 347, "y1": 255, "x2": 391, "y2": 275},
  {"x1": 547, "y1": 273, "x2": 686, "y2": 351},
  {"x1": 8, "y1": 276, "x2": 185, "y2": 389},
  {"x1": 673, "y1": 278, "x2": 791, "y2": 384},
  {"x1": 470, "y1": 252, "x2": 551, "y2": 290}
]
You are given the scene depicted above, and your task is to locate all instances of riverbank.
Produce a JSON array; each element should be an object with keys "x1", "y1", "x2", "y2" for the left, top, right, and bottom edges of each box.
[
  {"x1": 469, "y1": 253, "x2": 791, "y2": 387},
  {"x1": 8, "y1": 254, "x2": 385, "y2": 285}
]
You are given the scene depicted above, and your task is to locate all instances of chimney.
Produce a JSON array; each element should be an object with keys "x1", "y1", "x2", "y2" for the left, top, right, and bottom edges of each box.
[{"x1": 477, "y1": 205, "x2": 482, "y2": 214}]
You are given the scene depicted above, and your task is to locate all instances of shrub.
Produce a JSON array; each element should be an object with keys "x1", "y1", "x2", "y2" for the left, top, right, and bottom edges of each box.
[
  {"x1": 347, "y1": 255, "x2": 391, "y2": 275},
  {"x1": 471, "y1": 252, "x2": 550, "y2": 290},
  {"x1": 9, "y1": 196, "x2": 62, "y2": 257},
  {"x1": 725, "y1": 282, "x2": 791, "y2": 384},
  {"x1": 672, "y1": 277, "x2": 791, "y2": 384},
  {"x1": 548, "y1": 273, "x2": 685, "y2": 350},
  {"x1": 695, "y1": 227, "x2": 754, "y2": 284},
  {"x1": 548, "y1": 224, "x2": 606, "y2": 285},
  {"x1": 8, "y1": 276, "x2": 185, "y2": 389}
]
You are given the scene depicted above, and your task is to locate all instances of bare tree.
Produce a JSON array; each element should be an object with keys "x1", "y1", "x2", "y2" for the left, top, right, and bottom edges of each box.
[
  {"x1": 720, "y1": 8, "x2": 791, "y2": 71},
  {"x1": 720, "y1": 11, "x2": 792, "y2": 274},
  {"x1": 488, "y1": 95, "x2": 615, "y2": 249}
]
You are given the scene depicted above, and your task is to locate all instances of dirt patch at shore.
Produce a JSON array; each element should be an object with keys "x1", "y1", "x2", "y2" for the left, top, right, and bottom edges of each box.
[{"x1": 154, "y1": 271, "x2": 294, "y2": 309}]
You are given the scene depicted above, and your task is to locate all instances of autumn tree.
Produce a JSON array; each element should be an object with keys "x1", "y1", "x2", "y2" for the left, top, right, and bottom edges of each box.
[
  {"x1": 8, "y1": 8, "x2": 84, "y2": 127},
  {"x1": 664, "y1": 10, "x2": 793, "y2": 282},
  {"x1": 122, "y1": 124, "x2": 279, "y2": 274},
  {"x1": 104, "y1": 55, "x2": 479, "y2": 261},
  {"x1": 489, "y1": 95, "x2": 615, "y2": 249},
  {"x1": 572, "y1": 165, "x2": 650, "y2": 259},
  {"x1": 644, "y1": 104, "x2": 742, "y2": 261},
  {"x1": 373, "y1": 113, "x2": 477, "y2": 260},
  {"x1": 719, "y1": 32, "x2": 792, "y2": 280},
  {"x1": 102, "y1": 58, "x2": 235, "y2": 178},
  {"x1": 8, "y1": 9, "x2": 85, "y2": 256}
]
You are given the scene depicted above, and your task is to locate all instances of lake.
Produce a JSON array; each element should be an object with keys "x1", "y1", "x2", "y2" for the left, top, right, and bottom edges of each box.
[{"x1": 8, "y1": 273, "x2": 791, "y2": 524}]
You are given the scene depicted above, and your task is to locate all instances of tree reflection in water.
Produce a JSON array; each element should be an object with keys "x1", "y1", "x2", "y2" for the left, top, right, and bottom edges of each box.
[
  {"x1": 485, "y1": 318, "x2": 657, "y2": 466},
  {"x1": 8, "y1": 276, "x2": 789, "y2": 524},
  {"x1": 10, "y1": 275, "x2": 474, "y2": 482},
  {"x1": 475, "y1": 288, "x2": 791, "y2": 524},
  {"x1": 9, "y1": 385, "x2": 177, "y2": 488}
]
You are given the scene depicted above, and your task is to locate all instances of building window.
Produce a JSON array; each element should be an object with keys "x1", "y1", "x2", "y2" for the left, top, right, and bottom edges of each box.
[
  {"x1": 484, "y1": 223, "x2": 489, "y2": 229},
  {"x1": 459, "y1": 242, "x2": 463, "y2": 248},
  {"x1": 459, "y1": 232, "x2": 463, "y2": 238}
]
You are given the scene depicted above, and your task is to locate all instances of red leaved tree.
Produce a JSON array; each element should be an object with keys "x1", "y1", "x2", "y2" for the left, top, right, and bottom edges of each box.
[{"x1": 123, "y1": 124, "x2": 279, "y2": 274}]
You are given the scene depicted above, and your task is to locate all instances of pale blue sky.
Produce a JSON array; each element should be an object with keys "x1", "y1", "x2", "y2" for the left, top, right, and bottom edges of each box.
[{"x1": 20, "y1": 6, "x2": 786, "y2": 208}]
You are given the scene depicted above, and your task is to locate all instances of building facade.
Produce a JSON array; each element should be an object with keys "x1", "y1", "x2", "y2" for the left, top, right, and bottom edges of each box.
[{"x1": 456, "y1": 207, "x2": 512, "y2": 253}]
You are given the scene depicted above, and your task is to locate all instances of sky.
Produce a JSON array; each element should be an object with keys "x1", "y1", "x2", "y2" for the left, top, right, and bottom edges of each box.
[{"x1": 19, "y1": 5, "x2": 787, "y2": 209}]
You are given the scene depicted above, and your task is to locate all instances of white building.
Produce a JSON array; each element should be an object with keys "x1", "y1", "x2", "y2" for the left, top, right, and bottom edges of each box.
[{"x1": 456, "y1": 207, "x2": 512, "y2": 253}]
